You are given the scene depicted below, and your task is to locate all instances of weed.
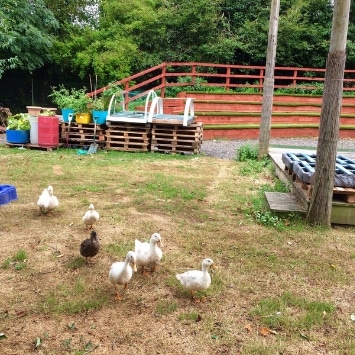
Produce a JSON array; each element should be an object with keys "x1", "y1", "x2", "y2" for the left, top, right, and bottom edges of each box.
[
  {"x1": 2, "y1": 258, "x2": 11, "y2": 269},
  {"x1": 2, "y1": 250, "x2": 27, "y2": 271},
  {"x1": 105, "y1": 243, "x2": 132, "y2": 256},
  {"x1": 67, "y1": 323, "x2": 77, "y2": 331},
  {"x1": 235, "y1": 144, "x2": 259, "y2": 161},
  {"x1": 178, "y1": 312, "x2": 200, "y2": 322},
  {"x1": 155, "y1": 300, "x2": 178, "y2": 315},
  {"x1": 253, "y1": 210, "x2": 282, "y2": 227},
  {"x1": 66, "y1": 257, "x2": 86, "y2": 269},
  {"x1": 13, "y1": 250, "x2": 27, "y2": 262}
]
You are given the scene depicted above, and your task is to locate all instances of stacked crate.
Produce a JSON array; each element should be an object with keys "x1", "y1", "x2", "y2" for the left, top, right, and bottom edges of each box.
[
  {"x1": 105, "y1": 122, "x2": 151, "y2": 152},
  {"x1": 151, "y1": 122, "x2": 203, "y2": 154},
  {"x1": 60, "y1": 122, "x2": 106, "y2": 148}
]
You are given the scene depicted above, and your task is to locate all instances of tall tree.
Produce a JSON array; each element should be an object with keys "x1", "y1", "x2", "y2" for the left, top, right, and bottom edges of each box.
[
  {"x1": 307, "y1": 0, "x2": 351, "y2": 226},
  {"x1": 258, "y1": 0, "x2": 280, "y2": 159},
  {"x1": 0, "y1": 0, "x2": 58, "y2": 79}
]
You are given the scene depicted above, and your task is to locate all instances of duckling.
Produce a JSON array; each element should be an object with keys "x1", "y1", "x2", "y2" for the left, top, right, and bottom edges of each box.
[
  {"x1": 80, "y1": 230, "x2": 100, "y2": 263},
  {"x1": 109, "y1": 251, "x2": 137, "y2": 300},
  {"x1": 176, "y1": 258, "x2": 216, "y2": 302},
  {"x1": 37, "y1": 185, "x2": 59, "y2": 214},
  {"x1": 82, "y1": 203, "x2": 99, "y2": 230},
  {"x1": 134, "y1": 232, "x2": 163, "y2": 275}
]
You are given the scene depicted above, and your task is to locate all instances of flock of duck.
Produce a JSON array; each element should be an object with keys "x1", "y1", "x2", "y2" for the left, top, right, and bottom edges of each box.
[{"x1": 37, "y1": 185, "x2": 217, "y2": 302}]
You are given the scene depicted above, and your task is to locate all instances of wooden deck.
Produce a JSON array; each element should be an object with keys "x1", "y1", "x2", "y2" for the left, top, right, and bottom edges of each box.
[{"x1": 268, "y1": 146, "x2": 355, "y2": 225}]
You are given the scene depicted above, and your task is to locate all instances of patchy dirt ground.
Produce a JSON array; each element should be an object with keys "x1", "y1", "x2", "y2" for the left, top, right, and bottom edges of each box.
[{"x1": 0, "y1": 145, "x2": 354, "y2": 355}]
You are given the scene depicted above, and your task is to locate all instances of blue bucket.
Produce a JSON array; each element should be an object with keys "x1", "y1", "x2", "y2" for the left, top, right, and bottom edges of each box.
[
  {"x1": 62, "y1": 108, "x2": 75, "y2": 122},
  {"x1": 92, "y1": 110, "x2": 108, "y2": 124},
  {"x1": 6, "y1": 130, "x2": 30, "y2": 144}
]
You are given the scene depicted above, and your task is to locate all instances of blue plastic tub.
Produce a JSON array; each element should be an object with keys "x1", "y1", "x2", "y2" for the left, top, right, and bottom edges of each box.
[
  {"x1": 6, "y1": 130, "x2": 30, "y2": 144},
  {"x1": 0, "y1": 185, "x2": 18, "y2": 206},
  {"x1": 62, "y1": 108, "x2": 75, "y2": 122},
  {"x1": 92, "y1": 110, "x2": 108, "y2": 124}
]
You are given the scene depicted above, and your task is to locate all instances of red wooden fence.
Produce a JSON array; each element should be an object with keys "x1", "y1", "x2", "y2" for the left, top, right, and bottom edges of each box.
[{"x1": 90, "y1": 62, "x2": 355, "y2": 104}]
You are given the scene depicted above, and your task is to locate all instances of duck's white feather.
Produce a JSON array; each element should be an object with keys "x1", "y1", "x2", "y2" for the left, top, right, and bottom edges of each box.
[
  {"x1": 37, "y1": 185, "x2": 59, "y2": 213},
  {"x1": 176, "y1": 258, "x2": 214, "y2": 292},
  {"x1": 134, "y1": 232, "x2": 162, "y2": 267},
  {"x1": 82, "y1": 204, "x2": 99, "y2": 227},
  {"x1": 109, "y1": 251, "x2": 137, "y2": 286}
]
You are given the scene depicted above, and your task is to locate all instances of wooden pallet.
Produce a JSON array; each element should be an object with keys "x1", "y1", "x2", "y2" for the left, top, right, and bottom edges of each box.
[
  {"x1": 5, "y1": 143, "x2": 63, "y2": 151},
  {"x1": 105, "y1": 122, "x2": 151, "y2": 152},
  {"x1": 151, "y1": 122, "x2": 203, "y2": 154},
  {"x1": 293, "y1": 176, "x2": 355, "y2": 203},
  {"x1": 60, "y1": 122, "x2": 106, "y2": 147}
]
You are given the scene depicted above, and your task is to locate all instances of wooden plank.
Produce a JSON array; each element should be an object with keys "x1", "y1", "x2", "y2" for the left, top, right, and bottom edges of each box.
[{"x1": 265, "y1": 192, "x2": 307, "y2": 213}]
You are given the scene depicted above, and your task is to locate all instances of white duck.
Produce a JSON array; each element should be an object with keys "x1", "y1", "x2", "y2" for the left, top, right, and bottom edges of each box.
[
  {"x1": 37, "y1": 185, "x2": 59, "y2": 214},
  {"x1": 109, "y1": 251, "x2": 137, "y2": 300},
  {"x1": 134, "y1": 232, "x2": 163, "y2": 275},
  {"x1": 82, "y1": 203, "x2": 99, "y2": 230},
  {"x1": 176, "y1": 258, "x2": 216, "y2": 302}
]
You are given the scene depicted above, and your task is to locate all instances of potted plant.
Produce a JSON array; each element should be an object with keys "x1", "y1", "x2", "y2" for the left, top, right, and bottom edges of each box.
[
  {"x1": 6, "y1": 113, "x2": 31, "y2": 144},
  {"x1": 90, "y1": 84, "x2": 122, "y2": 124},
  {"x1": 49, "y1": 85, "x2": 93, "y2": 123}
]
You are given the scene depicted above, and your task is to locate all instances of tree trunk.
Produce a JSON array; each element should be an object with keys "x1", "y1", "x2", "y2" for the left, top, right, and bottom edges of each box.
[
  {"x1": 306, "y1": 0, "x2": 351, "y2": 226},
  {"x1": 258, "y1": 0, "x2": 280, "y2": 159}
]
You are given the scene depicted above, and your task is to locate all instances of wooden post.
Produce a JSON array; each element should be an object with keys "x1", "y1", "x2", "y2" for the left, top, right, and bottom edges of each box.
[
  {"x1": 258, "y1": 0, "x2": 280, "y2": 159},
  {"x1": 307, "y1": 0, "x2": 351, "y2": 226}
]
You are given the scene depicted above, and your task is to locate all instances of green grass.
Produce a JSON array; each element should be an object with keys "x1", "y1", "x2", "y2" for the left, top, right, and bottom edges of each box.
[
  {"x1": 0, "y1": 144, "x2": 354, "y2": 354},
  {"x1": 2, "y1": 250, "x2": 27, "y2": 270},
  {"x1": 250, "y1": 291, "x2": 335, "y2": 333},
  {"x1": 39, "y1": 282, "x2": 109, "y2": 314}
]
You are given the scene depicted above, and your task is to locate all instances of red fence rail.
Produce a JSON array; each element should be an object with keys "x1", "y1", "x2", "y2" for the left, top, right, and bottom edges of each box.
[{"x1": 91, "y1": 62, "x2": 355, "y2": 104}]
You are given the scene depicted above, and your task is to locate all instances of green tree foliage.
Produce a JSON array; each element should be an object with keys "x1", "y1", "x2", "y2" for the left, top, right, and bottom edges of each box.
[
  {"x1": 48, "y1": 0, "x2": 236, "y2": 83},
  {"x1": 0, "y1": 0, "x2": 59, "y2": 79},
  {"x1": 229, "y1": 0, "x2": 334, "y2": 67}
]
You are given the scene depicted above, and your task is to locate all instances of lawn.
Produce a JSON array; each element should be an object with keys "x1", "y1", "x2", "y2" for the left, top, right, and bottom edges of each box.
[{"x1": 0, "y1": 145, "x2": 354, "y2": 355}]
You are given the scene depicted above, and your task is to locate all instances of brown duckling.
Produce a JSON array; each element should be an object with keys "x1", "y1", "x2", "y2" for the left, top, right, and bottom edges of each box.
[{"x1": 80, "y1": 230, "x2": 100, "y2": 263}]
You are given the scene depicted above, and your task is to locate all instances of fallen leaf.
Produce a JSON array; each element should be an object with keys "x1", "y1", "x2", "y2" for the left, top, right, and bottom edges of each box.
[
  {"x1": 350, "y1": 314, "x2": 355, "y2": 322},
  {"x1": 16, "y1": 310, "x2": 27, "y2": 318},
  {"x1": 299, "y1": 330, "x2": 310, "y2": 341},
  {"x1": 322, "y1": 311, "x2": 327, "y2": 318},
  {"x1": 35, "y1": 337, "x2": 41, "y2": 348},
  {"x1": 195, "y1": 314, "x2": 202, "y2": 322},
  {"x1": 259, "y1": 327, "x2": 269, "y2": 336},
  {"x1": 0, "y1": 333, "x2": 7, "y2": 339},
  {"x1": 245, "y1": 323, "x2": 252, "y2": 332}
]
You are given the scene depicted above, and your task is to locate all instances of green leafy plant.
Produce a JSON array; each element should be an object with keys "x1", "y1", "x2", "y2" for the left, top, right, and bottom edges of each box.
[
  {"x1": 6, "y1": 113, "x2": 30, "y2": 130},
  {"x1": 2, "y1": 250, "x2": 28, "y2": 270},
  {"x1": 49, "y1": 85, "x2": 93, "y2": 114},
  {"x1": 235, "y1": 144, "x2": 259, "y2": 161}
]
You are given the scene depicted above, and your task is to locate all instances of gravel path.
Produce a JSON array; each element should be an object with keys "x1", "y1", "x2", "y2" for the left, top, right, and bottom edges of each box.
[
  {"x1": 1, "y1": 132, "x2": 355, "y2": 160},
  {"x1": 200, "y1": 137, "x2": 355, "y2": 160}
]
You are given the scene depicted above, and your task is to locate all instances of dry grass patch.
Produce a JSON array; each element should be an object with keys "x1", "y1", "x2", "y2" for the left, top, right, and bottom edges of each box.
[{"x1": 0, "y1": 145, "x2": 354, "y2": 354}]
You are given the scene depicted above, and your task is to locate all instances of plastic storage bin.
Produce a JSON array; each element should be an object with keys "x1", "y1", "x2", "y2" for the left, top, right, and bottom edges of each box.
[
  {"x1": 62, "y1": 108, "x2": 75, "y2": 122},
  {"x1": 6, "y1": 130, "x2": 30, "y2": 144},
  {"x1": 76, "y1": 113, "x2": 92, "y2": 124},
  {"x1": 38, "y1": 115, "x2": 59, "y2": 146},
  {"x1": 29, "y1": 116, "x2": 38, "y2": 145},
  {"x1": 0, "y1": 185, "x2": 18, "y2": 206},
  {"x1": 92, "y1": 110, "x2": 108, "y2": 124}
]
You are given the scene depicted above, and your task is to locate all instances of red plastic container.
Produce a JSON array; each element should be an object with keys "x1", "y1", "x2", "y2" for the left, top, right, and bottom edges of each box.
[{"x1": 38, "y1": 115, "x2": 59, "y2": 146}]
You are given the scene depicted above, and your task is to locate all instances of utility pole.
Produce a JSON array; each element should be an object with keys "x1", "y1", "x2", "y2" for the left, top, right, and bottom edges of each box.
[
  {"x1": 307, "y1": 0, "x2": 351, "y2": 226},
  {"x1": 258, "y1": 0, "x2": 280, "y2": 159}
]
